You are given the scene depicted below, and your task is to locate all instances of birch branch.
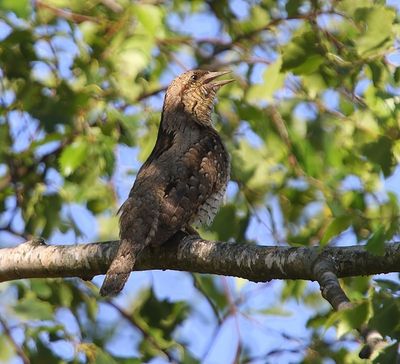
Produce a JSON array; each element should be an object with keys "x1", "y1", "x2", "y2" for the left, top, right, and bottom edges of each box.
[
  {"x1": 1, "y1": 235, "x2": 398, "y2": 358},
  {"x1": 0, "y1": 235, "x2": 399, "y2": 283}
]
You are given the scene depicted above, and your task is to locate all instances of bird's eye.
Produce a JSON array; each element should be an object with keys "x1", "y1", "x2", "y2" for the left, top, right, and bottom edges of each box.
[{"x1": 190, "y1": 74, "x2": 198, "y2": 81}]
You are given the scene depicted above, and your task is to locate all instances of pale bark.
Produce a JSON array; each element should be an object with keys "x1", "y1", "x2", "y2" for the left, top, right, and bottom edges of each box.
[
  {"x1": 0, "y1": 235, "x2": 398, "y2": 283},
  {"x1": 2, "y1": 235, "x2": 398, "y2": 358}
]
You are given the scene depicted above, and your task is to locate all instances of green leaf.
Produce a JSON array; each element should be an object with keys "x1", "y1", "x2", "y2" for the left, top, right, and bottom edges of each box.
[
  {"x1": 240, "y1": 5, "x2": 270, "y2": 34},
  {"x1": 83, "y1": 294, "x2": 98, "y2": 321},
  {"x1": 235, "y1": 102, "x2": 268, "y2": 140},
  {"x1": 302, "y1": 73, "x2": 328, "y2": 98},
  {"x1": 257, "y1": 306, "x2": 293, "y2": 317},
  {"x1": 0, "y1": 335, "x2": 13, "y2": 362},
  {"x1": 366, "y1": 226, "x2": 387, "y2": 256},
  {"x1": 368, "y1": 61, "x2": 386, "y2": 87},
  {"x1": 79, "y1": 21, "x2": 102, "y2": 45},
  {"x1": 339, "y1": 94, "x2": 355, "y2": 116},
  {"x1": 181, "y1": 348, "x2": 201, "y2": 364},
  {"x1": 231, "y1": 140, "x2": 281, "y2": 204},
  {"x1": 281, "y1": 281, "x2": 306, "y2": 302},
  {"x1": 342, "y1": 276, "x2": 371, "y2": 299},
  {"x1": 0, "y1": 30, "x2": 36, "y2": 79},
  {"x1": 285, "y1": 0, "x2": 301, "y2": 16},
  {"x1": 59, "y1": 139, "x2": 89, "y2": 176},
  {"x1": 290, "y1": 133, "x2": 322, "y2": 177},
  {"x1": 370, "y1": 300, "x2": 400, "y2": 335},
  {"x1": 58, "y1": 283, "x2": 73, "y2": 307},
  {"x1": 210, "y1": 204, "x2": 249, "y2": 241},
  {"x1": 24, "y1": 81, "x2": 90, "y2": 132},
  {"x1": 362, "y1": 136, "x2": 393, "y2": 177},
  {"x1": 193, "y1": 274, "x2": 228, "y2": 312},
  {"x1": 281, "y1": 29, "x2": 324, "y2": 74},
  {"x1": 134, "y1": 4, "x2": 164, "y2": 36},
  {"x1": 78, "y1": 343, "x2": 118, "y2": 364},
  {"x1": 30, "y1": 280, "x2": 52, "y2": 299},
  {"x1": 294, "y1": 54, "x2": 325, "y2": 75},
  {"x1": 355, "y1": 6, "x2": 395, "y2": 56},
  {"x1": 321, "y1": 216, "x2": 352, "y2": 245},
  {"x1": 134, "y1": 288, "x2": 189, "y2": 340},
  {"x1": 373, "y1": 342, "x2": 399, "y2": 364},
  {"x1": 14, "y1": 297, "x2": 54, "y2": 321},
  {"x1": 374, "y1": 278, "x2": 400, "y2": 293},
  {"x1": 394, "y1": 67, "x2": 400, "y2": 83},
  {"x1": 325, "y1": 301, "x2": 370, "y2": 337},
  {"x1": 246, "y1": 57, "x2": 285, "y2": 102},
  {"x1": 0, "y1": 0, "x2": 31, "y2": 18}
]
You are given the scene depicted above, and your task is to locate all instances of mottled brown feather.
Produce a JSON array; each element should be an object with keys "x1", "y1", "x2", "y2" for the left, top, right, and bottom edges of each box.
[{"x1": 100, "y1": 70, "x2": 232, "y2": 296}]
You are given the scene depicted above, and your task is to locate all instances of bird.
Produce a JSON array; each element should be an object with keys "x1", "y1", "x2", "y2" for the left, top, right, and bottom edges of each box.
[{"x1": 100, "y1": 69, "x2": 233, "y2": 296}]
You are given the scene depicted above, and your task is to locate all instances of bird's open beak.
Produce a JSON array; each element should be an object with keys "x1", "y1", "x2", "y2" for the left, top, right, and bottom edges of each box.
[{"x1": 202, "y1": 70, "x2": 234, "y2": 89}]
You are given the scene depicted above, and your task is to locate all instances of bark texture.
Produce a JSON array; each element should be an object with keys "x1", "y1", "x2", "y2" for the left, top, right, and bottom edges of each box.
[
  {"x1": 0, "y1": 236, "x2": 399, "y2": 283},
  {"x1": 2, "y1": 235, "x2": 397, "y2": 359}
]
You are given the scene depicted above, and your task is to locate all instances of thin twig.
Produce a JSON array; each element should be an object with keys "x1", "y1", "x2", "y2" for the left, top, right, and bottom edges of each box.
[
  {"x1": 0, "y1": 316, "x2": 30, "y2": 364},
  {"x1": 35, "y1": 0, "x2": 100, "y2": 23},
  {"x1": 106, "y1": 300, "x2": 177, "y2": 363},
  {"x1": 191, "y1": 273, "x2": 223, "y2": 324}
]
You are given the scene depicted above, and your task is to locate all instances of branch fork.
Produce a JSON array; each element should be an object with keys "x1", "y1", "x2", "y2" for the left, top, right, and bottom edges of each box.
[
  {"x1": 1, "y1": 236, "x2": 398, "y2": 358},
  {"x1": 312, "y1": 255, "x2": 385, "y2": 359}
]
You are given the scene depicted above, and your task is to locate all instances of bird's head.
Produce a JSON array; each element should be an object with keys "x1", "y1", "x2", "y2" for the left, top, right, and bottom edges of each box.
[{"x1": 162, "y1": 69, "x2": 233, "y2": 128}]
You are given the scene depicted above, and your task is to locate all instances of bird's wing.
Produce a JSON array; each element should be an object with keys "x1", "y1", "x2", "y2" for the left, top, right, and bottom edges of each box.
[
  {"x1": 156, "y1": 132, "x2": 228, "y2": 240},
  {"x1": 119, "y1": 131, "x2": 228, "y2": 247}
]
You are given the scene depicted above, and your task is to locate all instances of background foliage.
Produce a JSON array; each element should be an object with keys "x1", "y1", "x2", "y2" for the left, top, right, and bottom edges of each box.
[{"x1": 0, "y1": 0, "x2": 399, "y2": 363}]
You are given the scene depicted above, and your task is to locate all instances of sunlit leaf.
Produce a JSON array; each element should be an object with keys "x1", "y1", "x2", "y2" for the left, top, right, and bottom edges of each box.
[
  {"x1": 14, "y1": 297, "x2": 54, "y2": 321},
  {"x1": 0, "y1": 0, "x2": 31, "y2": 18},
  {"x1": 373, "y1": 343, "x2": 399, "y2": 364},
  {"x1": 355, "y1": 6, "x2": 395, "y2": 56},
  {"x1": 78, "y1": 343, "x2": 118, "y2": 364},
  {"x1": 246, "y1": 58, "x2": 285, "y2": 102},
  {"x1": 366, "y1": 226, "x2": 387, "y2": 256},
  {"x1": 59, "y1": 139, "x2": 89, "y2": 176},
  {"x1": 0, "y1": 335, "x2": 13, "y2": 361},
  {"x1": 325, "y1": 301, "x2": 370, "y2": 337},
  {"x1": 134, "y1": 4, "x2": 164, "y2": 36},
  {"x1": 321, "y1": 216, "x2": 352, "y2": 245},
  {"x1": 362, "y1": 136, "x2": 394, "y2": 177},
  {"x1": 281, "y1": 28, "x2": 324, "y2": 74}
]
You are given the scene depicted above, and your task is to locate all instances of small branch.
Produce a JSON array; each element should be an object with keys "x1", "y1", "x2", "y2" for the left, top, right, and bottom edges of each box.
[
  {"x1": 313, "y1": 257, "x2": 352, "y2": 311},
  {"x1": 268, "y1": 106, "x2": 328, "y2": 193},
  {"x1": 0, "y1": 236, "x2": 399, "y2": 283},
  {"x1": 312, "y1": 254, "x2": 385, "y2": 359},
  {"x1": 136, "y1": 86, "x2": 168, "y2": 102},
  {"x1": 35, "y1": 0, "x2": 100, "y2": 24},
  {"x1": 0, "y1": 316, "x2": 30, "y2": 364},
  {"x1": 0, "y1": 173, "x2": 11, "y2": 192},
  {"x1": 191, "y1": 273, "x2": 223, "y2": 323},
  {"x1": 0, "y1": 236, "x2": 398, "y2": 358},
  {"x1": 358, "y1": 327, "x2": 385, "y2": 359},
  {"x1": 106, "y1": 300, "x2": 177, "y2": 363},
  {"x1": 99, "y1": 0, "x2": 123, "y2": 13}
]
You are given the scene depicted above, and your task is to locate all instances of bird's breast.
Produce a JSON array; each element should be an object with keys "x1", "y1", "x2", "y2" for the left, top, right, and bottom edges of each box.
[
  {"x1": 190, "y1": 181, "x2": 228, "y2": 226},
  {"x1": 190, "y1": 135, "x2": 230, "y2": 227}
]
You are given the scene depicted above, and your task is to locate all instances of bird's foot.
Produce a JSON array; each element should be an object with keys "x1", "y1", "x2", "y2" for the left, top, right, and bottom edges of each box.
[{"x1": 183, "y1": 225, "x2": 201, "y2": 238}]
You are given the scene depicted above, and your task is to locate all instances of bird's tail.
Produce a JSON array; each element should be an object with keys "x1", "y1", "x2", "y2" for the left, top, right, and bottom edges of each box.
[{"x1": 99, "y1": 239, "x2": 143, "y2": 296}]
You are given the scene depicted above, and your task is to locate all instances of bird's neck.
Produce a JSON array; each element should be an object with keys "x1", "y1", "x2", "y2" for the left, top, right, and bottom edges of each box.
[{"x1": 161, "y1": 104, "x2": 213, "y2": 132}]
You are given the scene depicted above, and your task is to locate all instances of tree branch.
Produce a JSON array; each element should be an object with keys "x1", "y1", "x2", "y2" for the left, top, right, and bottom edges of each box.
[
  {"x1": 1, "y1": 235, "x2": 398, "y2": 358},
  {"x1": 0, "y1": 235, "x2": 399, "y2": 283},
  {"x1": 312, "y1": 255, "x2": 386, "y2": 358},
  {"x1": 35, "y1": 0, "x2": 100, "y2": 23}
]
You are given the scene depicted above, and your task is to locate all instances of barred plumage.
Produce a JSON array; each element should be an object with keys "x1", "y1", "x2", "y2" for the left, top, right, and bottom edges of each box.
[{"x1": 100, "y1": 70, "x2": 233, "y2": 296}]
